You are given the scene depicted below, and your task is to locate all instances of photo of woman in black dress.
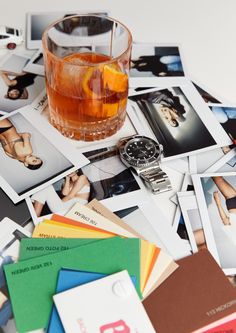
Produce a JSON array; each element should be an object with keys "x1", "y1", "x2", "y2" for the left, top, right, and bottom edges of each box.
[{"x1": 0, "y1": 70, "x2": 37, "y2": 100}]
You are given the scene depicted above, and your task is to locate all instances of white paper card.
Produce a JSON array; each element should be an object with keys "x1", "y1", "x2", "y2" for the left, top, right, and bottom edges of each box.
[{"x1": 54, "y1": 270, "x2": 156, "y2": 333}]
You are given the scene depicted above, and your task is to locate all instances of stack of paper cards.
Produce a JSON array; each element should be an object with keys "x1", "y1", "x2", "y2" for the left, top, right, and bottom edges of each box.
[
  {"x1": 3, "y1": 199, "x2": 178, "y2": 332},
  {"x1": 4, "y1": 237, "x2": 141, "y2": 331}
]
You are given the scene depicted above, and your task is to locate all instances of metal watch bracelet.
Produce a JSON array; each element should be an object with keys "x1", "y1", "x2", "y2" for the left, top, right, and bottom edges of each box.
[{"x1": 140, "y1": 165, "x2": 172, "y2": 194}]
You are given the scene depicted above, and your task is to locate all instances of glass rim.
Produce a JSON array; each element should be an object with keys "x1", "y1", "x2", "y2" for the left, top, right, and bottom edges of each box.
[{"x1": 42, "y1": 14, "x2": 133, "y2": 67}]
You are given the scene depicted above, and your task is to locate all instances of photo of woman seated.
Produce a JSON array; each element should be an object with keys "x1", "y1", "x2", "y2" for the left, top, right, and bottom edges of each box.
[
  {"x1": 31, "y1": 170, "x2": 90, "y2": 217},
  {"x1": 0, "y1": 117, "x2": 43, "y2": 170}
]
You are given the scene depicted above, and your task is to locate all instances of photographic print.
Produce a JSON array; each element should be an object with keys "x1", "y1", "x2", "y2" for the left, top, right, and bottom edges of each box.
[
  {"x1": 0, "y1": 54, "x2": 45, "y2": 113},
  {"x1": 27, "y1": 168, "x2": 91, "y2": 223},
  {"x1": 189, "y1": 148, "x2": 229, "y2": 174},
  {"x1": 206, "y1": 148, "x2": 236, "y2": 173},
  {"x1": 0, "y1": 188, "x2": 31, "y2": 226},
  {"x1": 171, "y1": 190, "x2": 193, "y2": 254},
  {"x1": 0, "y1": 108, "x2": 88, "y2": 203},
  {"x1": 128, "y1": 85, "x2": 231, "y2": 161},
  {"x1": 27, "y1": 143, "x2": 142, "y2": 223},
  {"x1": 114, "y1": 205, "x2": 166, "y2": 247},
  {"x1": 210, "y1": 105, "x2": 236, "y2": 147},
  {"x1": 178, "y1": 192, "x2": 206, "y2": 253},
  {"x1": 0, "y1": 218, "x2": 30, "y2": 331},
  {"x1": 193, "y1": 172, "x2": 236, "y2": 274},
  {"x1": 170, "y1": 172, "x2": 193, "y2": 206},
  {"x1": 104, "y1": 197, "x2": 191, "y2": 259},
  {"x1": 130, "y1": 44, "x2": 185, "y2": 78},
  {"x1": 0, "y1": 54, "x2": 30, "y2": 74},
  {"x1": 26, "y1": 10, "x2": 109, "y2": 49},
  {"x1": 23, "y1": 50, "x2": 45, "y2": 76},
  {"x1": 192, "y1": 82, "x2": 221, "y2": 104}
]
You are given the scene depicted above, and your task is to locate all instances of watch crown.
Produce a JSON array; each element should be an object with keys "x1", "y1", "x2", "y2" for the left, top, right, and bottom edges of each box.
[{"x1": 159, "y1": 144, "x2": 163, "y2": 153}]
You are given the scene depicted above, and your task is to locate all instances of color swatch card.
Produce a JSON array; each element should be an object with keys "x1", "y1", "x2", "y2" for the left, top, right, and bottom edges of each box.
[
  {"x1": 65, "y1": 202, "x2": 137, "y2": 237},
  {"x1": 32, "y1": 217, "x2": 115, "y2": 239},
  {"x1": 4, "y1": 237, "x2": 141, "y2": 332},
  {"x1": 86, "y1": 199, "x2": 142, "y2": 237},
  {"x1": 143, "y1": 249, "x2": 236, "y2": 333},
  {"x1": 48, "y1": 268, "x2": 137, "y2": 333},
  {"x1": 19, "y1": 238, "x2": 100, "y2": 260},
  {"x1": 53, "y1": 270, "x2": 155, "y2": 333}
]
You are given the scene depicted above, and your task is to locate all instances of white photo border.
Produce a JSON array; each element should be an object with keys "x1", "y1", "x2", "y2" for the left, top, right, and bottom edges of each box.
[
  {"x1": 177, "y1": 192, "x2": 201, "y2": 253},
  {"x1": 0, "y1": 106, "x2": 89, "y2": 203},
  {"x1": 206, "y1": 148, "x2": 236, "y2": 173},
  {"x1": 192, "y1": 171, "x2": 236, "y2": 275}
]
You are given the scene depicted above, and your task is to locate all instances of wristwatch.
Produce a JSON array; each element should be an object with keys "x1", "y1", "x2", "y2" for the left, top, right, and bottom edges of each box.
[{"x1": 118, "y1": 135, "x2": 172, "y2": 194}]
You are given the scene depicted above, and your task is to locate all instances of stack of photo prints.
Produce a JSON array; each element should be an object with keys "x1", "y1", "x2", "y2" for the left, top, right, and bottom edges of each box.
[{"x1": 0, "y1": 9, "x2": 236, "y2": 333}]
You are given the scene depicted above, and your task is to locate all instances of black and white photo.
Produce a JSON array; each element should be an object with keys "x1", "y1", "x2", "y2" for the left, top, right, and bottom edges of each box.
[{"x1": 128, "y1": 85, "x2": 231, "y2": 161}]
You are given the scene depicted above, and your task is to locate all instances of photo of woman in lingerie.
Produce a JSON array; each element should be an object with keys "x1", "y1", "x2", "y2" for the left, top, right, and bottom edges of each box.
[
  {"x1": 31, "y1": 170, "x2": 90, "y2": 217},
  {"x1": 0, "y1": 112, "x2": 75, "y2": 200},
  {"x1": 0, "y1": 70, "x2": 37, "y2": 100},
  {"x1": 198, "y1": 174, "x2": 236, "y2": 272},
  {"x1": 0, "y1": 117, "x2": 43, "y2": 170},
  {"x1": 212, "y1": 176, "x2": 236, "y2": 230}
]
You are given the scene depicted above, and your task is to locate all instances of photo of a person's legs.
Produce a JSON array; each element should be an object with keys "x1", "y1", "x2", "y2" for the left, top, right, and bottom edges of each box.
[
  {"x1": 212, "y1": 176, "x2": 236, "y2": 245},
  {"x1": 213, "y1": 176, "x2": 236, "y2": 224}
]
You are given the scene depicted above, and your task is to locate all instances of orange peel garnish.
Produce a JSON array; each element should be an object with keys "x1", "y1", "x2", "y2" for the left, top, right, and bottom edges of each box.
[{"x1": 103, "y1": 65, "x2": 128, "y2": 93}]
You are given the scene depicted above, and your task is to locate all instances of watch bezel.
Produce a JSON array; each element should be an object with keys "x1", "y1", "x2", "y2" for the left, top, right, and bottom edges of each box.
[{"x1": 119, "y1": 135, "x2": 162, "y2": 168}]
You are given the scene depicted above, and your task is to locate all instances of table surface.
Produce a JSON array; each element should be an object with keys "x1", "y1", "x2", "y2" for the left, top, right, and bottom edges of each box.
[{"x1": 0, "y1": 0, "x2": 235, "y2": 224}]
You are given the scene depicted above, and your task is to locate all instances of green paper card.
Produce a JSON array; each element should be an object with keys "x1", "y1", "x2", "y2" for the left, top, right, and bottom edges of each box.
[
  {"x1": 4, "y1": 237, "x2": 141, "y2": 332},
  {"x1": 19, "y1": 238, "x2": 102, "y2": 260}
]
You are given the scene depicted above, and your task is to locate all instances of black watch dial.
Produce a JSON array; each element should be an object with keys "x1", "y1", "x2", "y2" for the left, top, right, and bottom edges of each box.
[{"x1": 125, "y1": 137, "x2": 158, "y2": 163}]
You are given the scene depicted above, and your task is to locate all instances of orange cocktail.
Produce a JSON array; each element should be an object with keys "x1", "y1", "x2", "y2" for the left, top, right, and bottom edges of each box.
[{"x1": 43, "y1": 15, "x2": 132, "y2": 141}]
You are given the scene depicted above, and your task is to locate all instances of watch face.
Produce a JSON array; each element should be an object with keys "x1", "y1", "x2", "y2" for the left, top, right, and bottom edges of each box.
[{"x1": 124, "y1": 136, "x2": 160, "y2": 166}]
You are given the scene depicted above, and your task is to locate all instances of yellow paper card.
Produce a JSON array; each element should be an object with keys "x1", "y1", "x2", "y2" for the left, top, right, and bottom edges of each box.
[
  {"x1": 32, "y1": 223, "x2": 113, "y2": 239},
  {"x1": 43, "y1": 219, "x2": 115, "y2": 236},
  {"x1": 140, "y1": 240, "x2": 160, "y2": 292}
]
